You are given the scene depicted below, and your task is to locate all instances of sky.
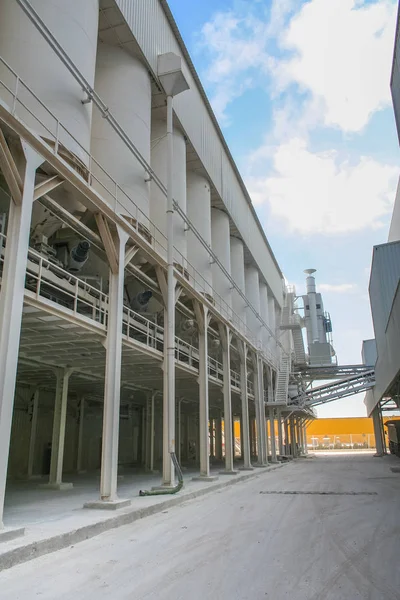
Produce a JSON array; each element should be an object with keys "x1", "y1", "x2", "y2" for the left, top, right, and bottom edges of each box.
[{"x1": 167, "y1": 0, "x2": 400, "y2": 418}]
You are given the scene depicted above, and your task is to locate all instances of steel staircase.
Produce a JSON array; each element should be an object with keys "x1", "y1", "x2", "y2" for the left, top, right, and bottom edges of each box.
[
  {"x1": 280, "y1": 292, "x2": 307, "y2": 366},
  {"x1": 274, "y1": 352, "x2": 291, "y2": 404}
]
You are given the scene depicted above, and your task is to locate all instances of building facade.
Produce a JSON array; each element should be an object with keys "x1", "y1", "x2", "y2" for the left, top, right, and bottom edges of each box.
[
  {"x1": 0, "y1": 0, "x2": 316, "y2": 532},
  {"x1": 365, "y1": 0, "x2": 400, "y2": 451}
]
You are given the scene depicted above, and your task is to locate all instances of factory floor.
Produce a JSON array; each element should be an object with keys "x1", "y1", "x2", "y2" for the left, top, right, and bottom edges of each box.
[
  {"x1": 3, "y1": 461, "x2": 232, "y2": 528},
  {"x1": 1, "y1": 452, "x2": 400, "y2": 599},
  {"x1": 0, "y1": 458, "x2": 288, "y2": 572}
]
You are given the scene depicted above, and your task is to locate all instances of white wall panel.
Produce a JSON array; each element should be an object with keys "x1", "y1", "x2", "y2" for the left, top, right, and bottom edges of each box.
[{"x1": 115, "y1": 0, "x2": 283, "y2": 305}]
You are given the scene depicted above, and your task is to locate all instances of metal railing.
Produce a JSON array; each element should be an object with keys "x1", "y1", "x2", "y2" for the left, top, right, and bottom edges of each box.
[
  {"x1": 0, "y1": 55, "x2": 280, "y2": 368},
  {"x1": 1, "y1": 233, "x2": 249, "y2": 388}
]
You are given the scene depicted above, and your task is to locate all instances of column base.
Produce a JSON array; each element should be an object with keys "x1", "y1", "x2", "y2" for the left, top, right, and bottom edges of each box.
[
  {"x1": 27, "y1": 474, "x2": 42, "y2": 481},
  {"x1": 239, "y1": 466, "x2": 254, "y2": 471},
  {"x1": 218, "y1": 470, "x2": 239, "y2": 475},
  {"x1": 39, "y1": 482, "x2": 74, "y2": 491},
  {"x1": 192, "y1": 475, "x2": 219, "y2": 482},
  {"x1": 77, "y1": 470, "x2": 87, "y2": 475},
  {"x1": 84, "y1": 498, "x2": 131, "y2": 510}
]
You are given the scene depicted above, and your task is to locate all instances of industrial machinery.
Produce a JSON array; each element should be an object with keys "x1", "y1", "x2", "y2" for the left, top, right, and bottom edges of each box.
[{"x1": 385, "y1": 420, "x2": 400, "y2": 456}]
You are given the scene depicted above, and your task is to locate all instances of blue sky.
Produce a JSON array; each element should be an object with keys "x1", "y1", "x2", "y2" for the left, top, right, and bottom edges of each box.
[{"x1": 168, "y1": 0, "x2": 400, "y2": 417}]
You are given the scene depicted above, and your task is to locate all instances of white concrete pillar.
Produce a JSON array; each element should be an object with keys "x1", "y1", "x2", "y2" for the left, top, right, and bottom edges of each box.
[
  {"x1": 193, "y1": 304, "x2": 216, "y2": 481},
  {"x1": 148, "y1": 393, "x2": 155, "y2": 472},
  {"x1": 219, "y1": 325, "x2": 236, "y2": 474},
  {"x1": 76, "y1": 397, "x2": 85, "y2": 473},
  {"x1": 230, "y1": 236, "x2": 247, "y2": 328},
  {"x1": 215, "y1": 415, "x2": 223, "y2": 461},
  {"x1": 27, "y1": 388, "x2": 40, "y2": 479},
  {"x1": 211, "y1": 209, "x2": 232, "y2": 316},
  {"x1": 277, "y1": 408, "x2": 284, "y2": 456},
  {"x1": 269, "y1": 408, "x2": 277, "y2": 462},
  {"x1": 372, "y1": 406, "x2": 384, "y2": 456},
  {"x1": 284, "y1": 418, "x2": 289, "y2": 455},
  {"x1": 238, "y1": 342, "x2": 252, "y2": 470},
  {"x1": 0, "y1": 144, "x2": 43, "y2": 529},
  {"x1": 290, "y1": 417, "x2": 296, "y2": 457},
  {"x1": 44, "y1": 368, "x2": 73, "y2": 489},
  {"x1": 186, "y1": 172, "x2": 212, "y2": 296},
  {"x1": 253, "y1": 356, "x2": 267, "y2": 466},
  {"x1": 98, "y1": 226, "x2": 129, "y2": 506}
]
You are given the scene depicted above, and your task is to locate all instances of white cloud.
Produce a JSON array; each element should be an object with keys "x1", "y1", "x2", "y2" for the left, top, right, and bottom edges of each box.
[
  {"x1": 275, "y1": 0, "x2": 397, "y2": 132},
  {"x1": 319, "y1": 284, "x2": 358, "y2": 293},
  {"x1": 198, "y1": 9, "x2": 272, "y2": 122},
  {"x1": 246, "y1": 137, "x2": 398, "y2": 234}
]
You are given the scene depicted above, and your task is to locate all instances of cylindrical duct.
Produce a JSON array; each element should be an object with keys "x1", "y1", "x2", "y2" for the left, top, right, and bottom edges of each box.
[
  {"x1": 304, "y1": 269, "x2": 319, "y2": 343},
  {"x1": 0, "y1": 0, "x2": 99, "y2": 165},
  {"x1": 259, "y1": 281, "x2": 270, "y2": 349},
  {"x1": 91, "y1": 43, "x2": 151, "y2": 224},
  {"x1": 186, "y1": 172, "x2": 212, "y2": 296},
  {"x1": 230, "y1": 237, "x2": 247, "y2": 325},
  {"x1": 245, "y1": 265, "x2": 260, "y2": 342},
  {"x1": 150, "y1": 119, "x2": 187, "y2": 263},
  {"x1": 211, "y1": 208, "x2": 232, "y2": 313}
]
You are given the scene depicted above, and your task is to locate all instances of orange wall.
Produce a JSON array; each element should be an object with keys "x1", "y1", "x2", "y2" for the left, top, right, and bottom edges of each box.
[{"x1": 307, "y1": 416, "x2": 400, "y2": 436}]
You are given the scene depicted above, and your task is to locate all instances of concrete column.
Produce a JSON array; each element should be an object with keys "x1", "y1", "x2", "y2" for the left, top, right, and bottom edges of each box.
[
  {"x1": 215, "y1": 415, "x2": 223, "y2": 461},
  {"x1": 219, "y1": 325, "x2": 237, "y2": 474},
  {"x1": 238, "y1": 342, "x2": 252, "y2": 470},
  {"x1": 296, "y1": 419, "x2": 301, "y2": 454},
  {"x1": 253, "y1": 356, "x2": 267, "y2": 466},
  {"x1": 277, "y1": 408, "x2": 284, "y2": 456},
  {"x1": 144, "y1": 394, "x2": 151, "y2": 470},
  {"x1": 27, "y1": 388, "x2": 40, "y2": 479},
  {"x1": 151, "y1": 393, "x2": 156, "y2": 471},
  {"x1": 209, "y1": 419, "x2": 214, "y2": 459},
  {"x1": 0, "y1": 144, "x2": 43, "y2": 529},
  {"x1": 269, "y1": 408, "x2": 278, "y2": 462},
  {"x1": 283, "y1": 418, "x2": 288, "y2": 455},
  {"x1": 372, "y1": 406, "x2": 384, "y2": 456},
  {"x1": 177, "y1": 398, "x2": 182, "y2": 465},
  {"x1": 91, "y1": 226, "x2": 130, "y2": 508},
  {"x1": 290, "y1": 417, "x2": 296, "y2": 457},
  {"x1": 303, "y1": 422, "x2": 309, "y2": 454},
  {"x1": 250, "y1": 418, "x2": 257, "y2": 457},
  {"x1": 193, "y1": 304, "x2": 216, "y2": 481},
  {"x1": 76, "y1": 397, "x2": 86, "y2": 474},
  {"x1": 44, "y1": 368, "x2": 73, "y2": 489}
]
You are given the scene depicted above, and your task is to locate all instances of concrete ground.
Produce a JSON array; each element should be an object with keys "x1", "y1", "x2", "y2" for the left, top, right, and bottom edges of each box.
[{"x1": 1, "y1": 453, "x2": 399, "y2": 600}]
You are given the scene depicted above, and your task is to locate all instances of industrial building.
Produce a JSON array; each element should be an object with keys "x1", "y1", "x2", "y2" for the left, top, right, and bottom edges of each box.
[
  {"x1": 364, "y1": 0, "x2": 400, "y2": 452},
  {"x1": 0, "y1": 0, "x2": 377, "y2": 541}
]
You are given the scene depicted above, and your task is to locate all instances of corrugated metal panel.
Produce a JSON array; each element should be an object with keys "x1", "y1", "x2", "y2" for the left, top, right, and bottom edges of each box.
[
  {"x1": 388, "y1": 178, "x2": 400, "y2": 242},
  {"x1": 369, "y1": 241, "x2": 400, "y2": 344},
  {"x1": 361, "y1": 339, "x2": 377, "y2": 367},
  {"x1": 115, "y1": 0, "x2": 283, "y2": 305},
  {"x1": 373, "y1": 281, "x2": 400, "y2": 405},
  {"x1": 390, "y1": 3, "x2": 400, "y2": 144}
]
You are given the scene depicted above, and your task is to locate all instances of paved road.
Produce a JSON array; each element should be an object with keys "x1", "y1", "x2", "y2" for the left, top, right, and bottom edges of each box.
[{"x1": 1, "y1": 454, "x2": 400, "y2": 600}]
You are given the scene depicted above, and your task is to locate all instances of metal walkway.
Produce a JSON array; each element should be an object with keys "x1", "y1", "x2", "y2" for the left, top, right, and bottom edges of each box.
[{"x1": 291, "y1": 369, "x2": 376, "y2": 407}]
